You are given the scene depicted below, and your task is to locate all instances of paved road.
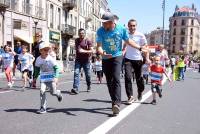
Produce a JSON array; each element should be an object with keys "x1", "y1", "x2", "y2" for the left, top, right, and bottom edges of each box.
[{"x1": 0, "y1": 69, "x2": 200, "y2": 134}]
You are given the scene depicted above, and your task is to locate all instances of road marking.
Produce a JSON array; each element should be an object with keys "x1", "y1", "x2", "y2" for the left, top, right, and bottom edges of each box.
[
  {"x1": 89, "y1": 71, "x2": 170, "y2": 134},
  {"x1": 88, "y1": 91, "x2": 152, "y2": 134},
  {"x1": 0, "y1": 90, "x2": 13, "y2": 94}
]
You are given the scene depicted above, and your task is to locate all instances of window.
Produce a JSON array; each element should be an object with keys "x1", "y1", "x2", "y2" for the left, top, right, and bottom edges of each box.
[
  {"x1": 190, "y1": 28, "x2": 193, "y2": 35},
  {"x1": 191, "y1": 19, "x2": 194, "y2": 26},
  {"x1": 180, "y1": 37, "x2": 185, "y2": 44},
  {"x1": 173, "y1": 37, "x2": 176, "y2": 44},
  {"x1": 190, "y1": 37, "x2": 193, "y2": 44},
  {"x1": 173, "y1": 20, "x2": 177, "y2": 26},
  {"x1": 172, "y1": 46, "x2": 175, "y2": 53},
  {"x1": 70, "y1": 14, "x2": 73, "y2": 25},
  {"x1": 181, "y1": 20, "x2": 185, "y2": 26},
  {"x1": 181, "y1": 28, "x2": 185, "y2": 35},
  {"x1": 57, "y1": 8, "x2": 61, "y2": 30},
  {"x1": 173, "y1": 28, "x2": 176, "y2": 35},
  {"x1": 50, "y1": 4, "x2": 54, "y2": 28}
]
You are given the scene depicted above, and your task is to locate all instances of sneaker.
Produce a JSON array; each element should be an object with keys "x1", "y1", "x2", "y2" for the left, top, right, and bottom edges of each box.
[
  {"x1": 87, "y1": 86, "x2": 91, "y2": 92},
  {"x1": 127, "y1": 96, "x2": 135, "y2": 105},
  {"x1": 57, "y1": 94, "x2": 63, "y2": 102},
  {"x1": 37, "y1": 108, "x2": 47, "y2": 114},
  {"x1": 7, "y1": 82, "x2": 12, "y2": 88},
  {"x1": 151, "y1": 100, "x2": 157, "y2": 105},
  {"x1": 29, "y1": 80, "x2": 32, "y2": 88},
  {"x1": 112, "y1": 104, "x2": 120, "y2": 116},
  {"x1": 137, "y1": 93, "x2": 142, "y2": 101},
  {"x1": 71, "y1": 89, "x2": 79, "y2": 94}
]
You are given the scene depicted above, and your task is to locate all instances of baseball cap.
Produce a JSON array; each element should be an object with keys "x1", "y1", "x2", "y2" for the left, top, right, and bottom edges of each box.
[
  {"x1": 39, "y1": 42, "x2": 50, "y2": 50},
  {"x1": 101, "y1": 12, "x2": 115, "y2": 22}
]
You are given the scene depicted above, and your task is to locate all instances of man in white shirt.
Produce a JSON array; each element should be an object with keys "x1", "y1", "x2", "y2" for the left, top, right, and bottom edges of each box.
[{"x1": 123, "y1": 19, "x2": 148, "y2": 104}]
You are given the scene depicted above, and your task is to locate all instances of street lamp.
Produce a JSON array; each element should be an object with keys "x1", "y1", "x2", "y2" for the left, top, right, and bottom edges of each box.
[{"x1": 162, "y1": 0, "x2": 166, "y2": 45}]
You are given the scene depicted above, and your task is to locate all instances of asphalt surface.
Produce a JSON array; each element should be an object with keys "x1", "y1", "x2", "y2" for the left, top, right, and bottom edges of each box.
[{"x1": 0, "y1": 69, "x2": 200, "y2": 134}]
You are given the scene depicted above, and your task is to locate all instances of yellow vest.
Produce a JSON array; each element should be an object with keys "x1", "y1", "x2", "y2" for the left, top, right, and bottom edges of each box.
[{"x1": 177, "y1": 60, "x2": 185, "y2": 67}]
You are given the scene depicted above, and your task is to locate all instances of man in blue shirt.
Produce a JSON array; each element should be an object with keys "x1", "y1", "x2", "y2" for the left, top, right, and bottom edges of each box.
[{"x1": 96, "y1": 12, "x2": 146, "y2": 116}]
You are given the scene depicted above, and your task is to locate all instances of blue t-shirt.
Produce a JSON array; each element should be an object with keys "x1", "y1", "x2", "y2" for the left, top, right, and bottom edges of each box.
[{"x1": 96, "y1": 24, "x2": 129, "y2": 58}]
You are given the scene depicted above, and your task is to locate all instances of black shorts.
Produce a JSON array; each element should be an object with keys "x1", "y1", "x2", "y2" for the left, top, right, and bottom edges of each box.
[
  {"x1": 14, "y1": 55, "x2": 19, "y2": 65},
  {"x1": 151, "y1": 83, "x2": 162, "y2": 93},
  {"x1": 97, "y1": 71, "x2": 103, "y2": 78},
  {"x1": 22, "y1": 69, "x2": 30, "y2": 74}
]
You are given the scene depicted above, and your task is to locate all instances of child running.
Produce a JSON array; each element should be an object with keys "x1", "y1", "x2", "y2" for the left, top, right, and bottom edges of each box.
[
  {"x1": 34, "y1": 43, "x2": 62, "y2": 114},
  {"x1": 95, "y1": 56, "x2": 103, "y2": 84},
  {"x1": 150, "y1": 56, "x2": 171, "y2": 105},
  {"x1": 0, "y1": 45, "x2": 16, "y2": 88},
  {"x1": 18, "y1": 45, "x2": 35, "y2": 89}
]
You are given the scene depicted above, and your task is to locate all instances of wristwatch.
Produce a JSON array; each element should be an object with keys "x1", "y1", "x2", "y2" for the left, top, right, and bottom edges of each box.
[{"x1": 139, "y1": 47, "x2": 142, "y2": 51}]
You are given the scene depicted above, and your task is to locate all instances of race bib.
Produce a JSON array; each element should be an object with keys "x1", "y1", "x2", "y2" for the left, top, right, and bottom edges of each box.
[{"x1": 40, "y1": 72, "x2": 55, "y2": 82}]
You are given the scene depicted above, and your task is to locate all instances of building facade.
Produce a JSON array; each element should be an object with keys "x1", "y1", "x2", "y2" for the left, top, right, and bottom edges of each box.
[
  {"x1": 145, "y1": 27, "x2": 170, "y2": 46},
  {"x1": 1, "y1": 0, "x2": 46, "y2": 51},
  {"x1": 169, "y1": 4, "x2": 200, "y2": 54}
]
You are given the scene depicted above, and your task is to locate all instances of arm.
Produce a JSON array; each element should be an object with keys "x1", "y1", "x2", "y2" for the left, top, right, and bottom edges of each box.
[
  {"x1": 53, "y1": 65, "x2": 59, "y2": 78},
  {"x1": 33, "y1": 66, "x2": 40, "y2": 79},
  {"x1": 96, "y1": 42, "x2": 112, "y2": 58},
  {"x1": 79, "y1": 47, "x2": 94, "y2": 54},
  {"x1": 164, "y1": 71, "x2": 172, "y2": 82},
  {"x1": 122, "y1": 43, "x2": 127, "y2": 56}
]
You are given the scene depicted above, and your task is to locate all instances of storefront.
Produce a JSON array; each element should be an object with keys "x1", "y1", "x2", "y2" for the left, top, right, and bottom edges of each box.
[{"x1": 49, "y1": 30, "x2": 61, "y2": 60}]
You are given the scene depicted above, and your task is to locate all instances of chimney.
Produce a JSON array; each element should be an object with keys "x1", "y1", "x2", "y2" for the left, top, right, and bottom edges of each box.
[{"x1": 175, "y1": 5, "x2": 179, "y2": 11}]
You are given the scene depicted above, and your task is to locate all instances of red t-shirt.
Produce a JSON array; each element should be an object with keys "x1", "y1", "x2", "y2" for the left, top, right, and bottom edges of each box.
[{"x1": 150, "y1": 65, "x2": 165, "y2": 85}]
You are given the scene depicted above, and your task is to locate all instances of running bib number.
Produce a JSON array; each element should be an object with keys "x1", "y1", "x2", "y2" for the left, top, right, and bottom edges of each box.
[{"x1": 40, "y1": 72, "x2": 55, "y2": 82}]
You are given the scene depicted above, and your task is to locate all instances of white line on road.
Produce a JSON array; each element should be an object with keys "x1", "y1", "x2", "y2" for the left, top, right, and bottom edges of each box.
[
  {"x1": 0, "y1": 90, "x2": 13, "y2": 94},
  {"x1": 88, "y1": 91, "x2": 152, "y2": 134},
  {"x1": 89, "y1": 71, "x2": 170, "y2": 134}
]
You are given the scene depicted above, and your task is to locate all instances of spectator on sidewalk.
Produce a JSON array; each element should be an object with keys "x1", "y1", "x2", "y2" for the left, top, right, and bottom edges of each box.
[
  {"x1": 96, "y1": 12, "x2": 147, "y2": 116},
  {"x1": 70, "y1": 28, "x2": 94, "y2": 94}
]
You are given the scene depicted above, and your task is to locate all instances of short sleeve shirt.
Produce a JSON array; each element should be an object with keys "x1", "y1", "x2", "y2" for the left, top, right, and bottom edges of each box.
[
  {"x1": 75, "y1": 38, "x2": 93, "y2": 62},
  {"x1": 0, "y1": 52, "x2": 14, "y2": 68},
  {"x1": 18, "y1": 53, "x2": 34, "y2": 71},
  {"x1": 150, "y1": 65, "x2": 165, "y2": 85},
  {"x1": 96, "y1": 24, "x2": 129, "y2": 59},
  {"x1": 125, "y1": 31, "x2": 147, "y2": 60},
  {"x1": 35, "y1": 55, "x2": 57, "y2": 73}
]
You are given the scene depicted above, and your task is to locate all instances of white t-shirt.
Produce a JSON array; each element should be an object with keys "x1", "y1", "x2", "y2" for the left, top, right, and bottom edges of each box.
[
  {"x1": 0, "y1": 52, "x2": 14, "y2": 68},
  {"x1": 35, "y1": 55, "x2": 57, "y2": 82},
  {"x1": 171, "y1": 57, "x2": 176, "y2": 65},
  {"x1": 18, "y1": 53, "x2": 34, "y2": 71},
  {"x1": 35, "y1": 55, "x2": 57, "y2": 73},
  {"x1": 125, "y1": 31, "x2": 147, "y2": 60},
  {"x1": 95, "y1": 61, "x2": 102, "y2": 72}
]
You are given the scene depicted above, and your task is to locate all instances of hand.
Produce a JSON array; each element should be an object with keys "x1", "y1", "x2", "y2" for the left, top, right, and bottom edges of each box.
[
  {"x1": 103, "y1": 52, "x2": 112, "y2": 59},
  {"x1": 141, "y1": 46, "x2": 149, "y2": 53},
  {"x1": 122, "y1": 50, "x2": 126, "y2": 56},
  {"x1": 79, "y1": 48, "x2": 85, "y2": 53}
]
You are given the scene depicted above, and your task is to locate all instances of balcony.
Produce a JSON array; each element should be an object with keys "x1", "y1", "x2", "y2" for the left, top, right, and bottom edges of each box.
[
  {"x1": 61, "y1": 24, "x2": 76, "y2": 37},
  {"x1": 85, "y1": 14, "x2": 93, "y2": 22},
  {"x1": 0, "y1": 0, "x2": 9, "y2": 12},
  {"x1": 63, "y1": 0, "x2": 76, "y2": 11}
]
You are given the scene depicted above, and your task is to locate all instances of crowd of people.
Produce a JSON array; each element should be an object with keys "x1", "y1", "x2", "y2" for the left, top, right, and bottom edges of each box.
[{"x1": 0, "y1": 11, "x2": 199, "y2": 116}]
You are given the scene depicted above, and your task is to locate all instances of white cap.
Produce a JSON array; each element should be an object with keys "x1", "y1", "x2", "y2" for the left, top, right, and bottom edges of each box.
[{"x1": 39, "y1": 42, "x2": 50, "y2": 50}]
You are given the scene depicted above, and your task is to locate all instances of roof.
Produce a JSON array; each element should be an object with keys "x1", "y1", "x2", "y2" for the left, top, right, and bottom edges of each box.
[{"x1": 176, "y1": 6, "x2": 194, "y2": 12}]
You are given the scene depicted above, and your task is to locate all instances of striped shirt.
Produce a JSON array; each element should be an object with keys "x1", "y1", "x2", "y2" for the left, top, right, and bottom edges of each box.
[{"x1": 150, "y1": 65, "x2": 164, "y2": 85}]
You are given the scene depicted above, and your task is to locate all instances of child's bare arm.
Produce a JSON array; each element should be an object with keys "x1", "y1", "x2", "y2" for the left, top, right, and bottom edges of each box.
[{"x1": 164, "y1": 71, "x2": 172, "y2": 82}]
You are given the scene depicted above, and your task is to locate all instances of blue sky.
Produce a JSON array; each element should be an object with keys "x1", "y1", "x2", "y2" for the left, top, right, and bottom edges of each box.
[{"x1": 108, "y1": 0, "x2": 200, "y2": 34}]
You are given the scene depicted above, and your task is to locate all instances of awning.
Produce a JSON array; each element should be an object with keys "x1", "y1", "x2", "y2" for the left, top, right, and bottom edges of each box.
[{"x1": 14, "y1": 30, "x2": 33, "y2": 44}]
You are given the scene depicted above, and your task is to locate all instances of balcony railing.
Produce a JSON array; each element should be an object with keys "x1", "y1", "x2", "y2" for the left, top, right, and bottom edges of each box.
[
  {"x1": 63, "y1": 0, "x2": 77, "y2": 11},
  {"x1": 61, "y1": 24, "x2": 76, "y2": 36}
]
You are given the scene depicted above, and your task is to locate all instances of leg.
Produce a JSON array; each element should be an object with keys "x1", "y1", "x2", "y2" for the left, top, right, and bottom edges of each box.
[
  {"x1": 124, "y1": 58, "x2": 133, "y2": 98},
  {"x1": 132, "y1": 60, "x2": 145, "y2": 99},
  {"x1": 72, "y1": 60, "x2": 81, "y2": 91},
  {"x1": 111, "y1": 56, "x2": 123, "y2": 106},
  {"x1": 83, "y1": 62, "x2": 91, "y2": 90},
  {"x1": 40, "y1": 83, "x2": 47, "y2": 110},
  {"x1": 102, "y1": 59, "x2": 114, "y2": 103},
  {"x1": 5, "y1": 67, "x2": 12, "y2": 82},
  {"x1": 49, "y1": 82, "x2": 62, "y2": 101}
]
